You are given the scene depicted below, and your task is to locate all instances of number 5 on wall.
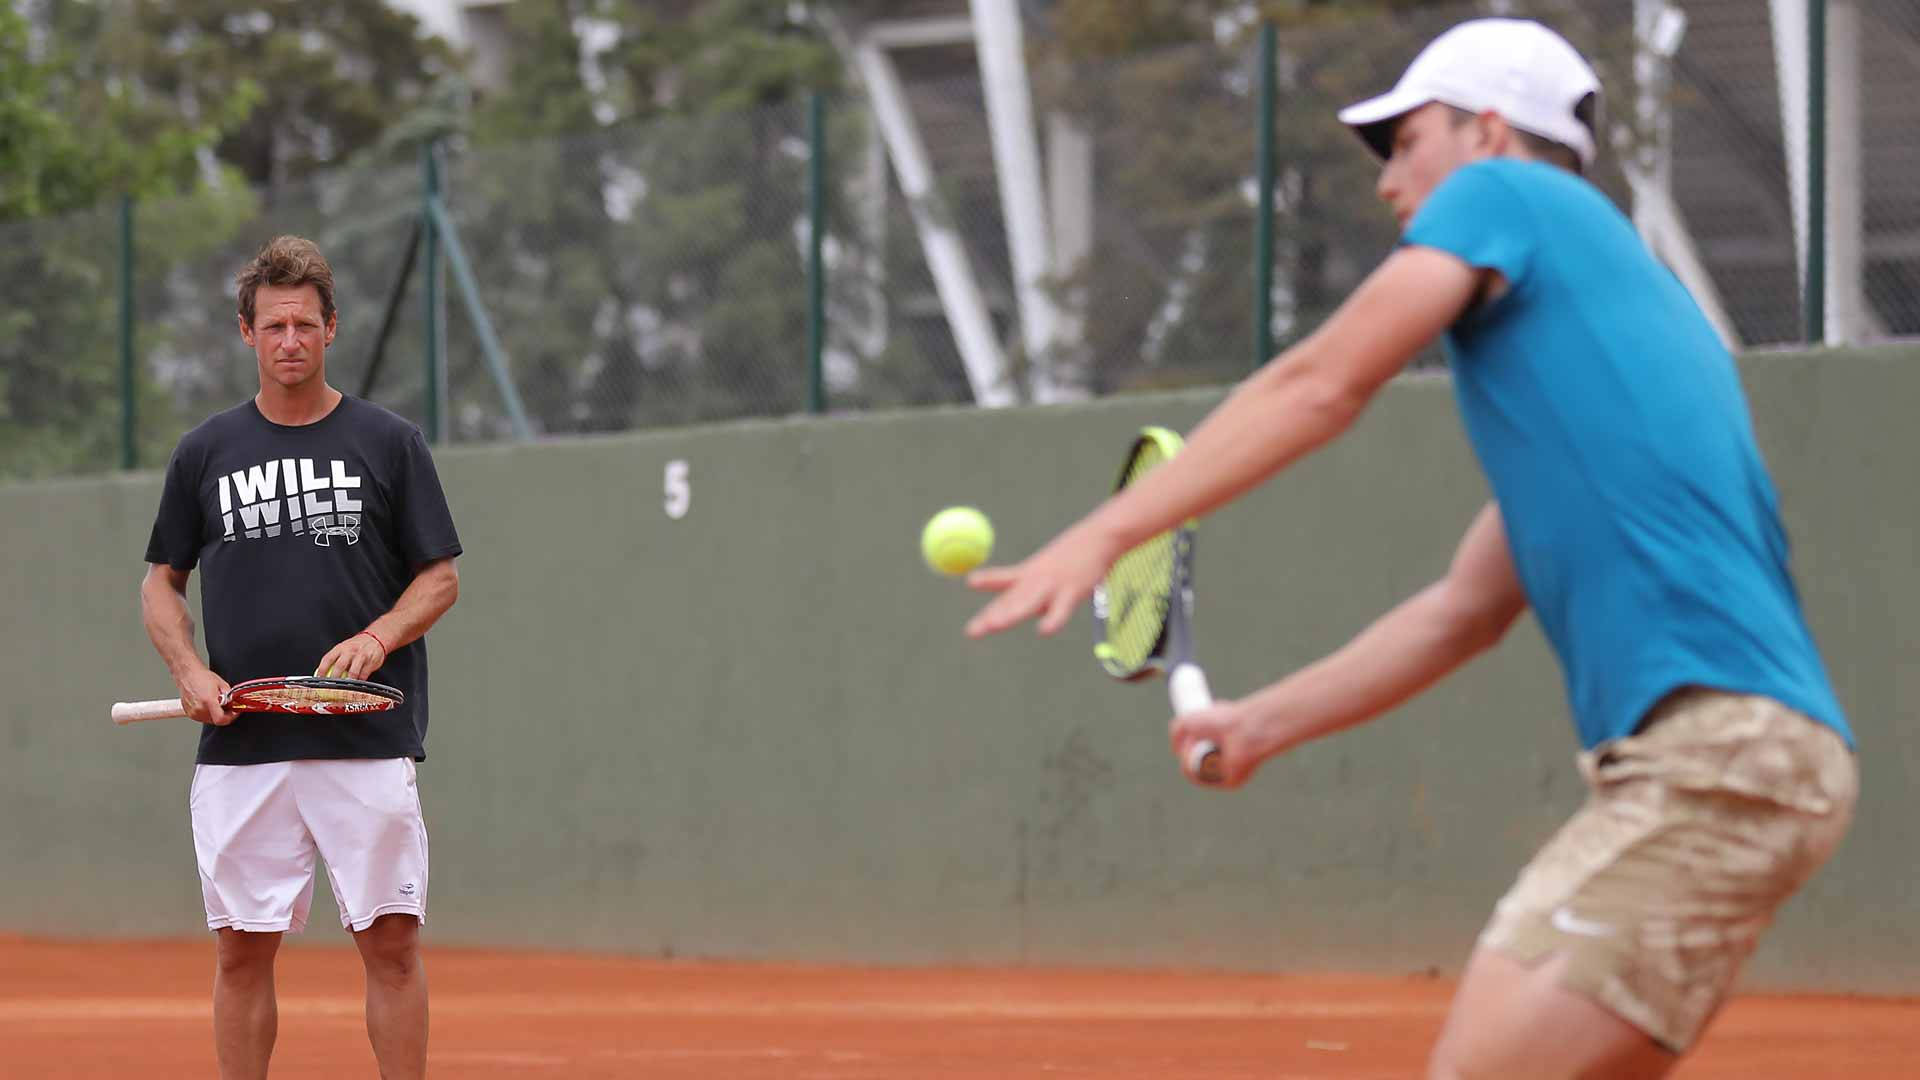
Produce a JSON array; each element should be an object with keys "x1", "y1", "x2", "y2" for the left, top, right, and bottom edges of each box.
[{"x1": 664, "y1": 459, "x2": 690, "y2": 520}]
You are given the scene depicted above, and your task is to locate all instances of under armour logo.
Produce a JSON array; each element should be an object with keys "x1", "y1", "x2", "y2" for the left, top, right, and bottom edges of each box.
[
  {"x1": 399, "y1": 882, "x2": 416, "y2": 896},
  {"x1": 311, "y1": 523, "x2": 361, "y2": 546}
]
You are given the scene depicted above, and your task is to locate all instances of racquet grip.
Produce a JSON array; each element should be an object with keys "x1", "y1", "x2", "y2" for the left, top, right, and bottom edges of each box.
[
  {"x1": 111, "y1": 699, "x2": 188, "y2": 725},
  {"x1": 1169, "y1": 663, "x2": 1223, "y2": 783},
  {"x1": 1169, "y1": 663, "x2": 1212, "y2": 714},
  {"x1": 1185, "y1": 741, "x2": 1222, "y2": 783}
]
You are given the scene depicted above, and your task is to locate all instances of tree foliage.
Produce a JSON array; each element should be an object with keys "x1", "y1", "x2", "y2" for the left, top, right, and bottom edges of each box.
[
  {"x1": 107, "y1": 0, "x2": 458, "y2": 187},
  {"x1": 428, "y1": 0, "x2": 845, "y2": 436},
  {"x1": 1, "y1": 0, "x2": 461, "y2": 480},
  {"x1": 3, "y1": 0, "x2": 1646, "y2": 477},
  {"x1": 0, "y1": 4, "x2": 228, "y2": 222},
  {"x1": 0, "y1": 3, "x2": 255, "y2": 478}
]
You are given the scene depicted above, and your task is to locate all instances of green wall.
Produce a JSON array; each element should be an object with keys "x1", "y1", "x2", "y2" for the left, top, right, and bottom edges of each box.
[{"x1": 2, "y1": 345, "x2": 1913, "y2": 991}]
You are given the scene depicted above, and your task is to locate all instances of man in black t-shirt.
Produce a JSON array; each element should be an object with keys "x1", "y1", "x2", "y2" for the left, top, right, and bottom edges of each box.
[{"x1": 140, "y1": 235, "x2": 459, "y2": 1080}]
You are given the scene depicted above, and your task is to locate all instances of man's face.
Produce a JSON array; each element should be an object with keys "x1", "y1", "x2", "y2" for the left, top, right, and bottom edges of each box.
[
  {"x1": 1374, "y1": 102, "x2": 1491, "y2": 229},
  {"x1": 240, "y1": 283, "x2": 335, "y2": 390}
]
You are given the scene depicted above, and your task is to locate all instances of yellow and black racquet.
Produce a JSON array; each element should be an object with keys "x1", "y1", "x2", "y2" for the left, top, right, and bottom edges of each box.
[{"x1": 1090, "y1": 426, "x2": 1220, "y2": 782}]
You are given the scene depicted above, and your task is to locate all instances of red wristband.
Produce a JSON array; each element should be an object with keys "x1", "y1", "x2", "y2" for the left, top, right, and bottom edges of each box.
[{"x1": 357, "y1": 629, "x2": 389, "y2": 655}]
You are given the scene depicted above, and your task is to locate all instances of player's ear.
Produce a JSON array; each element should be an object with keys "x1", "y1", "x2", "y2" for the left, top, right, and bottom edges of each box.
[
  {"x1": 1477, "y1": 111, "x2": 1514, "y2": 157},
  {"x1": 238, "y1": 313, "x2": 255, "y2": 346}
]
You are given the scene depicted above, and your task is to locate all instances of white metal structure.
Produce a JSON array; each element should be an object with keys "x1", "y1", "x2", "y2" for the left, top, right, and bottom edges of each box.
[
  {"x1": 1770, "y1": 0, "x2": 1881, "y2": 344},
  {"x1": 1623, "y1": 2, "x2": 1740, "y2": 350},
  {"x1": 971, "y1": 0, "x2": 1075, "y2": 401},
  {"x1": 833, "y1": 3, "x2": 1097, "y2": 405},
  {"x1": 819, "y1": 11, "x2": 1014, "y2": 407}
]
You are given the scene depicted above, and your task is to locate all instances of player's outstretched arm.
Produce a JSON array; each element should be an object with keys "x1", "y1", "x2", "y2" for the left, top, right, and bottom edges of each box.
[
  {"x1": 966, "y1": 247, "x2": 1485, "y2": 639},
  {"x1": 313, "y1": 556, "x2": 460, "y2": 680},
  {"x1": 1170, "y1": 502, "x2": 1526, "y2": 786}
]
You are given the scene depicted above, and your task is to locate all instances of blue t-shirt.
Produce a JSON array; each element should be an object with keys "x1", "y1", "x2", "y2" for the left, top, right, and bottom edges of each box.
[{"x1": 1403, "y1": 158, "x2": 1851, "y2": 750}]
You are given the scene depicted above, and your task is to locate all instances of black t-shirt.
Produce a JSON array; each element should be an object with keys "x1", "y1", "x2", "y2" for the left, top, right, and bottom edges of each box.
[{"x1": 145, "y1": 395, "x2": 462, "y2": 765}]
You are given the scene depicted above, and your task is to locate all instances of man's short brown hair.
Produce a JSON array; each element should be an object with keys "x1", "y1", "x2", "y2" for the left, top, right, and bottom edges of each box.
[{"x1": 236, "y1": 235, "x2": 337, "y2": 328}]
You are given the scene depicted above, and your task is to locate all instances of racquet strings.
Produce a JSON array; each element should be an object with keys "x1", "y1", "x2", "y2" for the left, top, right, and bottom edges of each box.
[
  {"x1": 1099, "y1": 440, "x2": 1179, "y2": 674},
  {"x1": 227, "y1": 681, "x2": 398, "y2": 711}
]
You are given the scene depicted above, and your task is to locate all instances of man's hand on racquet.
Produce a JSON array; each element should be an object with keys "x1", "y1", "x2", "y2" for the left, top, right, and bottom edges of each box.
[
  {"x1": 1170, "y1": 698, "x2": 1263, "y2": 789},
  {"x1": 314, "y1": 630, "x2": 388, "y2": 681},
  {"x1": 178, "y1": 667, "x2": 238, "y2": 726},
  {"x1": 964, "y1": 522, "x2": 1124, "y2": 639}
]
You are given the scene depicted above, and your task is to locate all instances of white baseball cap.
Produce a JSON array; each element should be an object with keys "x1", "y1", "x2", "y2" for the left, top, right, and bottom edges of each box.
[{"x1": 1337, "y1": 18, "x2": 1602, "y2": 169}]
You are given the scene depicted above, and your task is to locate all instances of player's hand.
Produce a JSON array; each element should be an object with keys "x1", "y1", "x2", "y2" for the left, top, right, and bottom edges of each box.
[
  {"x1": 314, "y1": 631, "x2": 387, "y2": 681},
  {"x1": 964, "y1": 522, "x2": 1124, "y2": 638},
  {"x1": 1170, "y1": 699, "x2": 1263, "y2": 789},
  {"x1": 179, "y1": 668, "x2": 237, "y2": 726}
]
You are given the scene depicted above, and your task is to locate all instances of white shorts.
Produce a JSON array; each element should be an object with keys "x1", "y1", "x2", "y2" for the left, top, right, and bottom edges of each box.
[{"x1": 189, "y1": 758, "x2": 429, "y2": 934}]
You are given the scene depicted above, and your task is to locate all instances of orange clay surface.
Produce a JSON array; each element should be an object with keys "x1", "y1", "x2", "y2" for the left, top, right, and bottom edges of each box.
[{"x1": 3, "y1": 936, "x2": 1915, "y2": 1078}]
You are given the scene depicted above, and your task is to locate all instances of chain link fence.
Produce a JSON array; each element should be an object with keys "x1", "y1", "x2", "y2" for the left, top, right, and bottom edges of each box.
[{"x1": 4, "y1": 0, "x2": 1916, "y2": 484}]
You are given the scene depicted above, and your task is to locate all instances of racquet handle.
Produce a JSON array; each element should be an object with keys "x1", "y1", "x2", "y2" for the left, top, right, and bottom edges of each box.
[
  {"x1": 1169, "y1": 663, "x2": 1223, "y2": 783},
  {"x1": 111, "y1": 699, "x2": 189, "y2": 725}
]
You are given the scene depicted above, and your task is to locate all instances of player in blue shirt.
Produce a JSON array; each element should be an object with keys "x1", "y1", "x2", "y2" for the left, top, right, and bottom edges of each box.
[{"x1": 966, "y1": 18, "x2": 1856, "y2": 1078}]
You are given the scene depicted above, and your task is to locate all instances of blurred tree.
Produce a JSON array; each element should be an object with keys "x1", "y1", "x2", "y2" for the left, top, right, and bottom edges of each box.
[
  {"x1": 0, "y1": 3, "x2": 236, "y2": 222},
  {"x1": 1, "y1": 0, "x2": 459, "y2": 479},
  {"x1": 441, "y1": 0, "x2": 844, "y2": 435},
  {"x1": 1019, "y1": 0, "x2": 1473, "y2": 392},
  {"x1": 1, "y1": 0, "x2": 1645, "y2": 478},
  {"x1": 0, "y1": 2, "x2": 257, "y2": 479},
  {"x1": 105, "y1": 0, "x2": 459, "y2": 187}
]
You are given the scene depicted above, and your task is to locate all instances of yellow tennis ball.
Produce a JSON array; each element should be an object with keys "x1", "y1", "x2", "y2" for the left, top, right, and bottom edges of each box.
[{"x1": 921, "y1": 506, "x2": 994, "y2": 576}]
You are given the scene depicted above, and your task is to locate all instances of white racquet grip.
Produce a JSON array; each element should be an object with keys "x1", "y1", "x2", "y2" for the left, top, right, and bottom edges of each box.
[
  {"x1": 111, "y1": 699, "x2": 188, "y2": 725},
  {"x1": 1169, "y1": 663, "x2": 1223, "y2": 783},
  {"x1": 1168, "y1": 662, "x2": 1212, "y2": 715}
]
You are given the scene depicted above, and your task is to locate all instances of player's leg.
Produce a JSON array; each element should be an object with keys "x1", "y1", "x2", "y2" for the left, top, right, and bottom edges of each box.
[
  {"x1": 212, "y1": 928, "x2": 284, "y2": 1080},
  {"x1": 297, "y1": 757, "x2": 431, "y2": 1078},
  {"x1": 1437, "y1": 690, "x2": 1856, "y2": 1077},
  {"x1": 191, "y1": 761, "x2": 319, "y2": 1079},
  {"x1": 353, "y1": 913, "x2": 428, "y2": 1079},
  {"x1": 1429, "y1": 946, "x2": 1673, "y2": 1078}
]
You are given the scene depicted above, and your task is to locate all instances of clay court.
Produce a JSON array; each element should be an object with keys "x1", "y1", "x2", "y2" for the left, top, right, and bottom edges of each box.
[{"x1": 5, "y1": 936, "x2": 1914, "y2": 1077}]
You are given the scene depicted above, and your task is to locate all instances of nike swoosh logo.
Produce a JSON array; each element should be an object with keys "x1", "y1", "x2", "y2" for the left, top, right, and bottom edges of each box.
[{"x1": 1550, "y1": 906, "x2": 1617, "y2": 938}]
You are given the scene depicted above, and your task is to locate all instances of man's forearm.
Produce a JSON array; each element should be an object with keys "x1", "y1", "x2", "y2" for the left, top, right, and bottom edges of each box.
[
  {"x1": 140, "y1": 577, "x2": 207, "y2": 682},
  {"x1": 1243, "y1": 581, "x2": 1510, "y2": 760},
  {"x1": 1090, "y1": 347, "x2": 1364, "y2": 553},
  {"x1": 1084, "y1": 249, "x2": 1476, "y2": 555},
  {"x1": 364, "y1": 559, "x2": 458, "y2": 652}
]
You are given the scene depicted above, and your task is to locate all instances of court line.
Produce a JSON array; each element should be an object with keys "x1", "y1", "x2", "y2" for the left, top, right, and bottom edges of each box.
[{"x1": 0, "y1": 993, "x2": 1446, "y2": 1023}]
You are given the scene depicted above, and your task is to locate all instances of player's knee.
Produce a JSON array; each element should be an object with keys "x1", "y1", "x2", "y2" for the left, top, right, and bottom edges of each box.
[
  {"x1": 213, "y1": 930, "x2": 279, "y2": 978},
  {"x1": 356, "y1": 915, "x2": 421, "y2": 980},
  {"x1": 1427, "y1": 1020, "x2": 1533, "y2": 1080},
  {"x1": 1427, "y1": 1043, "x2": 1521, "y2": 1080}
]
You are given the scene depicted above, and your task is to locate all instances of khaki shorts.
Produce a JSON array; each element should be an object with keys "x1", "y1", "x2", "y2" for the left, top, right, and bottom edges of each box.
[{"x1": 1477, "y1": 689, "x2": 1856, "y2": 1052}]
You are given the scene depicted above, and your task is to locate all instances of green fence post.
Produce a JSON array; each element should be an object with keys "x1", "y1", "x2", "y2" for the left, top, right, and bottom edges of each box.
[
  {"x1": 807, "y1": 90, "x2": 827, "y2": 415},
  {"x1": 119, "y1": 194, "x2": 136, "y2": 470},
  {"x1": 422, "y1": 140, "x2": 444, "y2": 443},
  {"x1": 1254, "y1": 22, "x2": 1276, "y2": 372},
  {"x1": 1805, "y1": 0, "x2": 1826, "y2": 345},
  {"x1": 423, "y1": 196, "x2": 535, "y2": 440}
]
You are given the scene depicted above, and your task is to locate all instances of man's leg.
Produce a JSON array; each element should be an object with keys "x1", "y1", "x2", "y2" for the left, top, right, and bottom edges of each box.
[
  {"x1": 1428, "y1": 946, "x2": 1675, "y2": 1079},
  {"x1": 212, "y1": 928, "x2": 283, "y2": 1080},
  {"x1": 354, "y1": 912, "x2": 427, "y2": 1079}
]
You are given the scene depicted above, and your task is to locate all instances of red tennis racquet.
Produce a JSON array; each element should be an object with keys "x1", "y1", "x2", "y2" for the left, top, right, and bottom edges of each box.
[{"x1": 111, "y1": 676, "x2": 404, "y2": 725}]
